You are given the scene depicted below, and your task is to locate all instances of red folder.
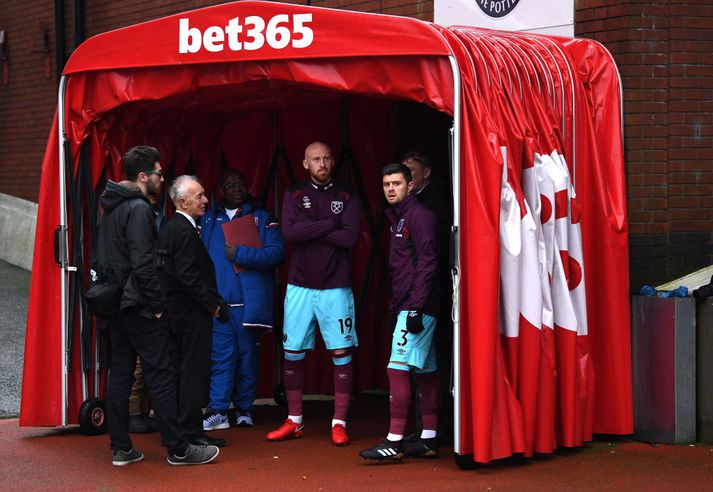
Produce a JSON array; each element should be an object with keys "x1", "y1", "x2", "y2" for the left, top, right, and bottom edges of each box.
[{"x1": 221, "y1": 214, "x2": 262, "y2": 273}]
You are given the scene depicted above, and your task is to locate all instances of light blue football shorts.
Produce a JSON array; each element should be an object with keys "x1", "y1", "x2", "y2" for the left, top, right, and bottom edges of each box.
[
  {"x1": 283, "y1": 284, "x2": 358, "y2": 351},
  {"x1": 389, "y1": 311, "x2": 437, "y2": 372}
]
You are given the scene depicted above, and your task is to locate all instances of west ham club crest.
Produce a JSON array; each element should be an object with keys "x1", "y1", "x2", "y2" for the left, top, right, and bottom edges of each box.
[{"x1": 331, "y1": 201, "x2": 344, "y2": 214}]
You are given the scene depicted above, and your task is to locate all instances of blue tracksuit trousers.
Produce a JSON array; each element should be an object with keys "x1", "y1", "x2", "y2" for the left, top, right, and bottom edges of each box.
[{"x1": 208, "y1": 306, "x2": 260, "y2": 413}]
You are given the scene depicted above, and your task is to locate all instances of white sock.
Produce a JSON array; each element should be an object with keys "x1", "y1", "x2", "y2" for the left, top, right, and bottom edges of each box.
[
  {"x1": 386, "y1": 433, "x2": 403, "y2": 442},
  {"x1": 288, "y1": 415, "x2": 303, "y2": 425},
  {"x1": 332, "y1": 419, "x2": 346, "y2": 428},
  {"x1": 421, "y1": 429, "x2": 437, "y2": 439}
]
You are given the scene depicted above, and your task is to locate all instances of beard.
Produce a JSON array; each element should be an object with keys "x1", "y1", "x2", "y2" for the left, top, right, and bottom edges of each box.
[{"x1": 146, "y1": 179, "x2": 162, "y2": 201}]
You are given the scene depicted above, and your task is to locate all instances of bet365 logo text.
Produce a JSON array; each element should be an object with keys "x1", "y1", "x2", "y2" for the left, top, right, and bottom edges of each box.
[{"x1": 179, "y1": 14, "x2": 314, "y2": 53}]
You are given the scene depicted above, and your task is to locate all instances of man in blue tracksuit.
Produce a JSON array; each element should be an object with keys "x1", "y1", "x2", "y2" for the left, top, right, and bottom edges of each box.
[{"x1": 200, "y1": 170, "x2": 285, "y2": 430}]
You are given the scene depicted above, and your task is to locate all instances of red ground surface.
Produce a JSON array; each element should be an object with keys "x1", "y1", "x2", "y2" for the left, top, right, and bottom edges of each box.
[{"x1": 3, "y1": 395, "x2": 713, "y2": 491}]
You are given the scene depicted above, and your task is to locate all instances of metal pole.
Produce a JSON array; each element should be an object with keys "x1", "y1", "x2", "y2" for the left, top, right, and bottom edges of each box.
[
  {"x1": 447, "y1": 55, "x2": 462, "y2": 455},
  {"x1": 73, "y1": 0, "x2": 85, "y2": 49},
  {"x1": 57, "y1": 75, "x2": 70, "y2": 427}
]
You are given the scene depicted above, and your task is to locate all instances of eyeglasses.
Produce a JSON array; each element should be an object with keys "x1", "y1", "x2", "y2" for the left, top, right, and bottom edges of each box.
[{"x1": 144, "y1": 170, "x2": 162, "y2": 177}]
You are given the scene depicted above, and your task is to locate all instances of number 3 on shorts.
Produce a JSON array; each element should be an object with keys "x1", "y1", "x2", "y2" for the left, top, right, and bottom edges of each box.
[
  {"x1": 397, "y1": 329, "x2": 408, "y2": 347},
  {"x1": 338, "y1": 317, "x2": 353, "y2": 334}
]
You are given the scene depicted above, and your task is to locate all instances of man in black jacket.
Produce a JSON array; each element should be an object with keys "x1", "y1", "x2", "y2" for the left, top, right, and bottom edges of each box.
[
  {"x1": 159, "y1": 175, "x2": 229, "y2": 448},
  {"x1": 401, "y1": 151, "x2": 454, "y2": 444},
  {"x1": 97, "y1": 146, "x2": 219, "y2": 466}
]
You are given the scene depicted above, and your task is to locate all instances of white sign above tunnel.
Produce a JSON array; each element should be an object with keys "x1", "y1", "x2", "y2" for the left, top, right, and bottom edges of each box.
[{"x1": 435, "y1": 0, "x2": 574, "y2": 37}]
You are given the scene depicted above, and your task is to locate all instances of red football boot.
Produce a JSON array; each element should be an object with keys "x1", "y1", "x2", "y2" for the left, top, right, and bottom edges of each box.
[
  {"x1": 331, "y1": 424, "x2": 350, "y2": 446},
  {"x1": 266, "y1": 419, "x2": 304, "y2": 441}
]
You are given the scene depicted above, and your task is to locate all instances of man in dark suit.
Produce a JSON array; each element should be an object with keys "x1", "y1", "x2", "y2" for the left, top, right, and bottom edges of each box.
[
  {"x1": 401, "y1": 151, "x2": 454, "y2": 445},
  {"x1": 159, "y1": 175, "x2": 229, "y2": 448}
]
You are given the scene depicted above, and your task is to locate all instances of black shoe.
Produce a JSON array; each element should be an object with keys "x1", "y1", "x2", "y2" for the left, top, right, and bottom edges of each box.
[
  {"x1": 112, "y1": 448, "x2": 144, "y2": 467},
  {"x1": 403, "y1": 430, "x2": 422, "y2": 444},
  {"x1": 404, "y1": 437, "x2": 438, "y2": 458},
  {"x1": 359, "y1": 439, "x2": 404, "y2": 462},
  {"x1": 167, "y1": 444, "x2": 219, "y2": 466},
  {"x1": 128, "y1": 414, "x2": 150, "y2": 434},
  {"x1": 191, "y1": 434, "x2": 226, "y2": 447}
]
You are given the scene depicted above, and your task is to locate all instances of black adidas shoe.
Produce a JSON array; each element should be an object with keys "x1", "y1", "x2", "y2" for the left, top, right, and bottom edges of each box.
[
  {"x1": 404, "y1": 437, "x2": 438, "y2": 458},
  {"x1": 359, "y1": 439, "x2": 404, "y2": 462},
  {"x1": 402, "y1": 430, "x2": 421, "y2": 444}
]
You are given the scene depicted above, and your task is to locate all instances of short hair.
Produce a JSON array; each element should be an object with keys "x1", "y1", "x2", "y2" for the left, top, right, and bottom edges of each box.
[
  {"x1": 382, "y1": 163, "x2": 412, "y2": 182},
  {"x1": 169, "y1": 175, "x2": 200, "y2": 206},
  {"x1": 122, "y1": 146, "x2": 160, "y2": 181},
  {"x1": 221, "y1": 169, "x2": 246, "y2": 188},
  {"x1": 400, "y1": 151, "x2": 431, "y2": 169}
]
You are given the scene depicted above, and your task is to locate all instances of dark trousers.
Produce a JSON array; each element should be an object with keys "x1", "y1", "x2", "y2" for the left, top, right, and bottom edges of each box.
[
  {"x1": 128, "y1": 357, "x2": 150, "y2": 415},
  {"x1": 107, "y1": 312, "x2": 187, "y2": 455},
  {"x1": 168, "y1": 307, "x2": 212, "y2": 440}
]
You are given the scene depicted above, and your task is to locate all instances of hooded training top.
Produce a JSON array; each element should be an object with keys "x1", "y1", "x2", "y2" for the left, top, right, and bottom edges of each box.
[
  {"x1": 96, "y1": 180, "x2": 165, "y2": 317},
  {"x1": 281, "y1": 180, "x2": 361, "y2": 289},
  {"x1": 385, "y1": 194, "x2": 439, "y2": 316}
]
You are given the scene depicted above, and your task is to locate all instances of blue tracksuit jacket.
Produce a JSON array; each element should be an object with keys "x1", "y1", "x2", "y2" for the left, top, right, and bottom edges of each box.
[{"x1": 200, "y1": 201, "x2": 285, "y2": 329}]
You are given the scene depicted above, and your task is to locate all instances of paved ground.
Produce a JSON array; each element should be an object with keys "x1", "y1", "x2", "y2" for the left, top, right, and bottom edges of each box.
[
  {"x1": 5, "y1": 260, "x2": 713, "y2": 489},
  {"x1": 3, "y1": 397, "x2": 713, "y2": 491},
  {"x1": 0, "y1": 259, "x2": 29, "y2": 418}
]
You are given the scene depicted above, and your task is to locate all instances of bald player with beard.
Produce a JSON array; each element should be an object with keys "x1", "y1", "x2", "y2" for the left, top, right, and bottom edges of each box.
[{"x1": 266, "y1": 141, "x2": 362, "y2": 447}]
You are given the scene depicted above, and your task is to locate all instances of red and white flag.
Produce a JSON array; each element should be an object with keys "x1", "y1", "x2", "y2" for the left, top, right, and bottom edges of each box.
[
  {"x1": 552, "y1": 151, "x2": 595, "y2": 445},
  {"x1": 500, "y1": 143, "x2": 546, "y2": 457},
  {"x1": 537, "y1": 150, "x2": 594, "y2": 447},
  {"x1": 524, "y1": 152, "x2": 557, "y2": 453},
  {"x1": 496, "y1": 145, "x2": 527, "y2": 457}
]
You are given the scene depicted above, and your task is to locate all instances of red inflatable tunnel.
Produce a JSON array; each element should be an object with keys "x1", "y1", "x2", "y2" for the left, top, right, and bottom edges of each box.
[{"x1": 21, "y1": 1, "x2": 632, "y2": 464}]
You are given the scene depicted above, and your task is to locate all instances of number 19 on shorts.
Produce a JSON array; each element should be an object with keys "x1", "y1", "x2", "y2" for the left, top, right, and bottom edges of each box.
[{"x1": 338, "y1": 318, "x2": 353, "y2": 334}]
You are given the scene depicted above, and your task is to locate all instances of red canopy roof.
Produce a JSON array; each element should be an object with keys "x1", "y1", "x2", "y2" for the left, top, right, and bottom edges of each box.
[{"x1": 63, "y1": 1, "x2": 452, "y2": 74}]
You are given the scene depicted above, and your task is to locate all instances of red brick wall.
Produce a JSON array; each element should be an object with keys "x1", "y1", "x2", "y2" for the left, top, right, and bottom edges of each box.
[
  {"x1": 577, "y1": 0, "x2": 713, "y2": 289},
  {"x1": 0, "y1": 3, "x2": 58, "y2": 201}
]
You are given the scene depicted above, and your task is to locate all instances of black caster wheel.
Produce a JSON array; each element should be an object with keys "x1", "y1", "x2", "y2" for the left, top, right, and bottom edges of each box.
[
  {"x1": 273, "y1": 383, "x2": 287, "y2": 407},
  {"x1": 79, "y1": 398, "x2": 107, "y2": 435}
]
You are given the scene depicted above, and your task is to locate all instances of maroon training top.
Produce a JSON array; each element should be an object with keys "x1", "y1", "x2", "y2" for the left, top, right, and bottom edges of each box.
[
  {"x1": 385, "y1": 194, "x2": 439, "y2": 316},
  {"x1": 281, "y1": 180, "x2": 361, "y2": 289}
]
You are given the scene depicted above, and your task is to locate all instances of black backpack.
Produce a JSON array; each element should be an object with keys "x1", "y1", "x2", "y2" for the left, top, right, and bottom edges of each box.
[
  {"x1": 85, "y1": 214, "x2": 125, "y2": 319},
  {"x1": 85, "y1": 259, "x2": 123, "y2": 319}
]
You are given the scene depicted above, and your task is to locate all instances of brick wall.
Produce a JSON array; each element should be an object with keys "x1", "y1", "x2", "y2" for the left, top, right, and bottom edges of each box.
[
  {"x1": 0, "y1": 3, "x2": 58, "y2": 201},
  {"x1": 576, "y1": 0, "x2": 713, "y2": 290}
]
